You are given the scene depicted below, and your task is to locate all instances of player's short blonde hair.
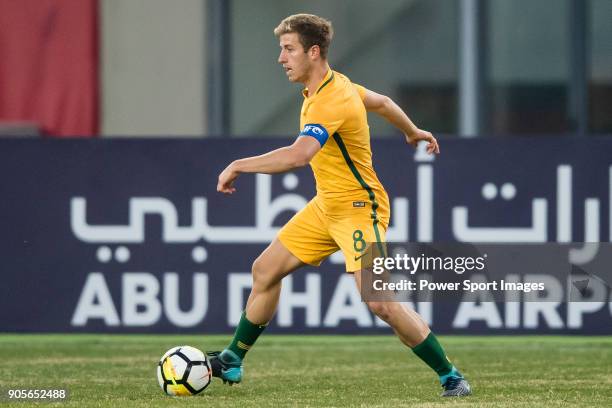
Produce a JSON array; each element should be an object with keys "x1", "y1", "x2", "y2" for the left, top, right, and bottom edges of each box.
[{"x1": 274, "y1": 14, "x2": 334, "y2": 59}]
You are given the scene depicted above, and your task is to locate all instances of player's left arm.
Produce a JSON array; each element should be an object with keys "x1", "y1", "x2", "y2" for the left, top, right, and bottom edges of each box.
[
  {"x1": 361, "y1": 87, "x2": 440, "y2": 155},
  {"x1": 217, "y1": 137, "x2": 320, "y2": 195}
]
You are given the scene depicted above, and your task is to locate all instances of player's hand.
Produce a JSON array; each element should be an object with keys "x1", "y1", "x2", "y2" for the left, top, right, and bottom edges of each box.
[
  {"x1": 405, "y1": 129, "x2": 440, "y2": 154},
  {"x1": 217, "y1": 163, "x2": 239, "y2": 195}
]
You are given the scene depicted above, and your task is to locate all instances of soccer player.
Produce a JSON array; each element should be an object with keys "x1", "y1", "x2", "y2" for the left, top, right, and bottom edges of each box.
[{"x1": 210, "y1": 14, "x2": 471, "y2": 397}]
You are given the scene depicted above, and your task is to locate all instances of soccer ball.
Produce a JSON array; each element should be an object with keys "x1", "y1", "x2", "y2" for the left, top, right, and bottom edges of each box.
[{"x1": 157, "y1": 345, "x2": 212, "y2": 396}]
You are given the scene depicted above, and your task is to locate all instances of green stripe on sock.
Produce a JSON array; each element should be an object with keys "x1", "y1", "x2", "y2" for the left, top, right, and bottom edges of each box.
[
  {"x1": 227, "y1": 312, "x2": 267, "y2": 360},
  {"x1": 411, "y1": 332, "x2": 453, "y2": 377}
]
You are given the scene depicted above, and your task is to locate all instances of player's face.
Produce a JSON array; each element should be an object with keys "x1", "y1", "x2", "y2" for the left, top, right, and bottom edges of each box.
[{"x1": 278, "y1": 33, "x2": 311, "y2": 83}]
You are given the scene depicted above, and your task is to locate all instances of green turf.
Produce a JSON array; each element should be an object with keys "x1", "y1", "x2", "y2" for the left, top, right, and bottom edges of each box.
[{"x1": 0, "y1": 334, "x2": 610, "y2": 407}]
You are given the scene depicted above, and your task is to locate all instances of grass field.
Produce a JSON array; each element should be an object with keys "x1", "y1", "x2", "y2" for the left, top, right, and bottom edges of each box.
[{"x1": 0, "y1": 335, "x2": 611, "y2": 407}]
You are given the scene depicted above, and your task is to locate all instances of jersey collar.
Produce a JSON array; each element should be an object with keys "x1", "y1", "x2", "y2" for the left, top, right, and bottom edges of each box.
[{"x1": 302, "y1": 69, "x2": 335, "y2": 98}]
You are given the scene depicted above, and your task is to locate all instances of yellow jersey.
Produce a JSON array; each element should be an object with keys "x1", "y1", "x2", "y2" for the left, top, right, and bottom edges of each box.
[{"x1": 298, "y1": 69, "x2": 390, "y2": 226}]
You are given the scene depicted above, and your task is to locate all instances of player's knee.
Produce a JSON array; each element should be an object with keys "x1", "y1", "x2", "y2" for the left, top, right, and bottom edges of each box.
[
  {"x1": 251, "y1": 257, "x2": 267, "y2": 287},
  {"x1": 367, "y1": 301, "x2": 392, "y2": 321},
  {"x1": 251, "y1": 256, "x2": 277, "y2": 292}
]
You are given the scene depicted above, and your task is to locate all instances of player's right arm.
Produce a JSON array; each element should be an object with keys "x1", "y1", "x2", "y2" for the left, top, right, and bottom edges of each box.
[
  {"x1": 217, "y1": 136, "x2": 320, "y2": 195},
  {"x1": 360, "y1": 87, "x2": 440, "y2": 155}
]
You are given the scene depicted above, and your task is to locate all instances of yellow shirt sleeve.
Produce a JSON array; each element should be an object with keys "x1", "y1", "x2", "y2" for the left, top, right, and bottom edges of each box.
[
  {"x1": 301, "y1": 102, "x2": 345, "y2": 146},
  {"x1": 353, "y1": 83, "x2": 367, "y2": 101}
]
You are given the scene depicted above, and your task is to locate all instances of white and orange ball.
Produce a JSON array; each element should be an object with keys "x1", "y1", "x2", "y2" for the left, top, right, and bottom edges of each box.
[{"x1": 157, "y1": 345, "x2": 212, "y2": 396}]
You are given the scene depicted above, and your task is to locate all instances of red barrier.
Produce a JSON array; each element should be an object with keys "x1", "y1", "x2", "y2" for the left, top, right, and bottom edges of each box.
[{"x1": 0, "y1": 0, "x2": 98, "y2": 137}]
